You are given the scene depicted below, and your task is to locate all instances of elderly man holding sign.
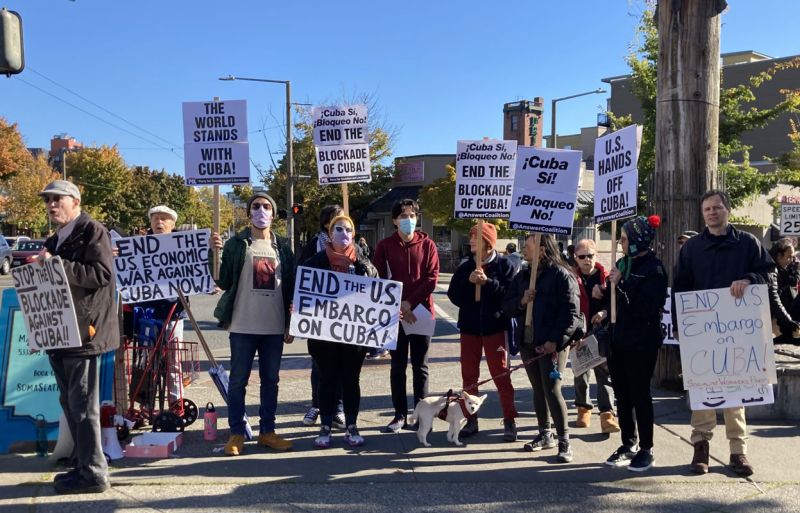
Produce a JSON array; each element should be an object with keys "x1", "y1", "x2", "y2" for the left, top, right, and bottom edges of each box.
[
  {"x1": 37, "y1": 180, "x2": 119, "y2": 494},
  {"x1": 673, "y1": 189, "x2": 774, "y2": 477}
]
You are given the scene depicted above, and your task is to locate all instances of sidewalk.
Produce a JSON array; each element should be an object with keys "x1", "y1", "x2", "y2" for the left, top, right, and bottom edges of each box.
[{"x1": 1, "y1": 280, "x2": 799, "y2": 512}]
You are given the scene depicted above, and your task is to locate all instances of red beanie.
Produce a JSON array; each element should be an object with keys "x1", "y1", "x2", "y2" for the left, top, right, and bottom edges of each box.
[{"x1": 469, "y1": 222, "x2": 498, "y2": 249}]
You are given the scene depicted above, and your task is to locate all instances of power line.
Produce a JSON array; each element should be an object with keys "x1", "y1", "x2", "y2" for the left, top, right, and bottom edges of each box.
[
  {"x1": 28, "y1": 67, "x2": 183, "y2": 150},
  {"x1": 14, "y1": 76, "x2": 183, "y2": 160}
]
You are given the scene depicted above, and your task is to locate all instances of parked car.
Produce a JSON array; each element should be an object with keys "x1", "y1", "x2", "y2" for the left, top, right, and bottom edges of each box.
[
  {"x1": 5, "y1": 235, "x2": 31, "y2": 250},
  {"x1": 12, "y1": 240, "x2": 45, "y2": 268},
  {"x1": 0, "y1": 236, "x2": 11, "y2": 275}
]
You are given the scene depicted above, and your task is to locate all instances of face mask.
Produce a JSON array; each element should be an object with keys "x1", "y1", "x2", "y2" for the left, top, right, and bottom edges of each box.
[
  {"x1": 398, "y1": 217, "x2": 416, "y2": 235},
  {"x1": 332, "y1": 226, "x2": 353, "y2": 247},
  {"x1": 251, "y1": 208, "x2": 273, "y2": 229}
]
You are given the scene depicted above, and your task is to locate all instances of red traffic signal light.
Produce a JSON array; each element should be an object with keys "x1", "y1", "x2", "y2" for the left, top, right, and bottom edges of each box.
[{"x1": 292, "y1": 203, "x2": 303, "y2": 216}]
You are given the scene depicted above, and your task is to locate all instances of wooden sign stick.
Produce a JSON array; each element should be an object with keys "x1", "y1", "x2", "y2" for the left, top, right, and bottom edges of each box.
[
  {"x1": 474, "y1": 219, "x2": 484, "y2": 301},
  {"x1": 341, "y1": 183, "x2": 350, "y2": 216},
  {"x1": 525, "y1": 233, "x2": 542, "y2": 327}
]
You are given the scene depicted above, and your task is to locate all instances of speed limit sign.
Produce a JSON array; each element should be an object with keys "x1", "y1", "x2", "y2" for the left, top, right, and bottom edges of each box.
[{"x1": 780, "y1": 203, "x2": 800, "y2": 236}]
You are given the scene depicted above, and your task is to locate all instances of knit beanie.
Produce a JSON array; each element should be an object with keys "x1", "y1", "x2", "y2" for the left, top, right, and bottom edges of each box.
[
  {"x1": 622, "y1": 215, "x2": 661, "y2": 256},
  {"x1": 246, "y1": 192, "x2": 278, "y2": 217},
  {"x1": 469, "y1": 222, "x2": 498, "y2": 249}
]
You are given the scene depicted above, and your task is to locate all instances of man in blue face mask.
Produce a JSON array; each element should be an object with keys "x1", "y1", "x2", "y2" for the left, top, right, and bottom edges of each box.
[{"x1": 373, "y1": 199, "x2": 440, "y2": 432}]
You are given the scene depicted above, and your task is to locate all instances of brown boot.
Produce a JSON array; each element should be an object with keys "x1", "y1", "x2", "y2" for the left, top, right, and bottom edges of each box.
[
  {"x1": 690, "y1": 440, "x2": 709, "y2": 474},
  {"x1": 729, "y1": 454, "x2": 754, "y2": 477},
  {"x1": 600, "y1": 412, "x2": 621, "y2": 433},
  {"x1": 576, "y1": 407, "x2": 591, "y2": 428}
]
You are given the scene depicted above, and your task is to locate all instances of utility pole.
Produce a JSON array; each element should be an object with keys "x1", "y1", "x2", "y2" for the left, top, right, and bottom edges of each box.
[
  {"x1": 651, "y1": 0, "x2": 725, "y2": 387},
  {"x1": 285, "y1": 81, "x2": 295, "y2": 252}
]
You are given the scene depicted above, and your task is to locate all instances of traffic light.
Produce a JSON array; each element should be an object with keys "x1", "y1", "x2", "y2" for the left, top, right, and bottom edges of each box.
[
  {"x1": 292, "y1": 203, "x2": 303, "y2": 216},
  {"x1": 277, "y1": 208, "x2": 287, "y2": 220},
  {"x1": 0, "y1": 9, "x2": 24, "y2": 76}
]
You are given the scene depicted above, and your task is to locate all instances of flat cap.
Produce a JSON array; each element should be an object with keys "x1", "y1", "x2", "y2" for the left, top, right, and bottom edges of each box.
[
  {"x1": 148, "y1": 205, "x2": 178, "y2": 221},
  {"x1": 38, "y1": 180, "x2": 81, "y2": 200}
]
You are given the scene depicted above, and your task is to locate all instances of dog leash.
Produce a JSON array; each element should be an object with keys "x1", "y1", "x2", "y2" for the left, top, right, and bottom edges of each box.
[{"x1": 460, "y1": 348, "x2": 554, "y2": 395}]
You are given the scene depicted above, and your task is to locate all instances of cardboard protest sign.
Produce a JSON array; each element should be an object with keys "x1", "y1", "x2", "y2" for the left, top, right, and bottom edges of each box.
[
  {"x1": 454, "y1": 140, "x2": 517, "y2": 219},
  {"x1": 315, "y1": 143, "x2": 371, "y2": 185},
  {"x1": 114, "y1": 230, "x2": 214, "y2": 304},
  {"x1": 570, "y1": 335, "x2": 606, "y2": 376},
  {"x1": 593, "y1": 124, "x2": 641, "y2": 224},
  {"x1": 11, "y1": 257, "x2": 81, "y2": 351},
  {"x1": 688, "y1": 383, "x2": 774, "y2": 411},
  {"x1": 509, "y1": 146, "x2": 582, "y2": 234},
  {"x1": 289, "y1": 266, "x2": 402, "y2": 349},
  {"x1": 182, "y1": 99, "x2": 250, "y2": 185},
  {"x1": 674, "y1": 285, "x2": 777, "y2": 389},
  {"x1": 780, "y1": 199, "x2": 800, "y2": 236},
  {"x1": 312, "y1": 105, "x2": 368, "y2": 146},
  {"x1": 663, "y1": 287, "x2": 677, "y2": 345}
]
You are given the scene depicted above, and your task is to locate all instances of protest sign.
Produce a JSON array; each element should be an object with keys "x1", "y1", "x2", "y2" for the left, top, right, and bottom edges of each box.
[
  {"x1": 312, "y1": 104, "x2": 368, "y2": 146},
  {"x1": 11, "y1": 257, "x2": 81, "y2": 351},
  {"x1": 688, "y1": 383, "x2": 774, "y2": 411},
  {"x1": 114, "y1": 230, "x2": 213, "y2": 304},
  {"x1": 454, "y1": 140, "x2": 517, "y2": 219},
  {"x1": 395, "y1": 160, "x2": 425, "y2": 184},
  {"x1": 593, "y1": 124, "x2": 641, "y2": 224},
  {"x1": 663, "y1": 287, "x2": 677, "y2": 345},
  {"x1": 315, "y1": 143, "x2": 371, "y2": 185},
  {"x1": 182, "y1": 99, "x2": 250, "y2": 185},
  {"x1": 289, "y1": 266, "x2": 402, "y2": 350},
  {"x1": 570, "y1": 335, "x2": 606, "y2": 376},
  {"x1": 675, "y1": 285, "x2": 777, "y2": 389},
  {"x1": 780, "y1": 200, "x2": 800, "y2": 236},
  {"x1": 509, "y1": 146, "x2": 582, "y2": 234}
]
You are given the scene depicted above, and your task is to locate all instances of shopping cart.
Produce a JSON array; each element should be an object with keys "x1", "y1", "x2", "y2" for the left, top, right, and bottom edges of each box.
[{"x1": 123, "y1": 303, "x2": 199, "y2": 432}]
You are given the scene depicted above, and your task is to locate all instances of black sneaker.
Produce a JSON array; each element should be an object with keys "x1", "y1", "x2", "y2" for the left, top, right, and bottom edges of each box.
[
  {"x1": 54, "y1": 476, "x2": 110, "y2": 495},
  {"x1": 502, "y1": 419, "x2": 517, "y2": 442},
  {"x1": 332, "y1": 411, "x2": 346, "y2": 430},
  {"x1": 628, "y1": 448, "x2": 655, "y2": 472},
  {"x1": 523, "y1": 431, "x2": 557, "y2": 452},
  {"x1": 556, "y1": 440, "x2": 573, "y2": 463},
  {"x1": 605, "y1": 444, "x2": 639, "y2": 467},
  {"x1": 384, "y1": 416, "x2": 405, "y2": 433},
  {"x1": 459, "y1": 416, "x2": 479, "y2": 438},
  {"x1": 53, "y1": 468, "x2": 80, "y2": 483}
]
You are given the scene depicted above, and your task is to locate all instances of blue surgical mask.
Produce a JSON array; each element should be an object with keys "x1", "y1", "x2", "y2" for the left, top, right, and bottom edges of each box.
[{"x1": 398, "y1": 217, "x2": 416, "y2": 235}]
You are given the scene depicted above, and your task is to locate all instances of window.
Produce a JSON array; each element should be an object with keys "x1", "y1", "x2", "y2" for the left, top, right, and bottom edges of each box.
[{"x1": 510, "y1": 115, "x2": 518, "y2": 131}]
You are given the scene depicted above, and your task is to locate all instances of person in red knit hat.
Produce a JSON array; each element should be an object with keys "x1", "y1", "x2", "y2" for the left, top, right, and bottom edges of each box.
[{"x1": 593, "y1": 215, "x2": 668, "y2": 472}]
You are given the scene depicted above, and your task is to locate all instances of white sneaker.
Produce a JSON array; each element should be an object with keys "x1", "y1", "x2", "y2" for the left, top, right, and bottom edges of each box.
[
  {"x1": 344, "y1": 425, "x2": 364, "y2": 447},
  {"x1": 303, "y1": 407, "x2": 319, "y2": 426},
  {"x1": 314, "y1": 425, "x2": 332, "y2": 448}
]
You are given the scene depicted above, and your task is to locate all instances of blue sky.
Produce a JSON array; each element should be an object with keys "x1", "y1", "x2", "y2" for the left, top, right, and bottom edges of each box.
[{"x1": 2, "y1": 1, "x2": 799, "y2": 180}]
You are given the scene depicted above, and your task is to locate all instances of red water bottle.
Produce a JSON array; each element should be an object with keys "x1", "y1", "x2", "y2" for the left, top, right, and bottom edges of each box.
[{"x1": 204, "y1": 402, "x2": 217, "y2": 441}]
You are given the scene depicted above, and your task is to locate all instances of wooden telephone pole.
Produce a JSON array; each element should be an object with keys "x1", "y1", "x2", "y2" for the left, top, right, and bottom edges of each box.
[{"x1": 652, "y1": 0, "x2": 726, "y2": 388}]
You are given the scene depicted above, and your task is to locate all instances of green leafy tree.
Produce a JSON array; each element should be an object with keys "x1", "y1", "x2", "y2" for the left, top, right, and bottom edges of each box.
[
  {"x1": 64, "y1": 145, "x2": 132, "y2": 225},
  {"x1": 122, "y1": 166, "x2": 191, "y2": 232},
  {"x1": 2, "y1": 155, "x2": 59, "y2": 235}
]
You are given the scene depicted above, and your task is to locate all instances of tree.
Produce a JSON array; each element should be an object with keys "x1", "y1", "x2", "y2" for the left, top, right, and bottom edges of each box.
[
  {"x1": 64, "y1": 145, "x2": 132, "y2": 226},
  {"x1": 0, "y1": 117, "x2": 32, "y2": 181},
  {"x1": 121, "y1": 166, "x2": 190, "y2": 232},
  {"x1": 181, "y1": 187, "x2": 233, "y2": 232},
  {"x1": 2, "y1": 154, "x2": 59, "y2": 235}
]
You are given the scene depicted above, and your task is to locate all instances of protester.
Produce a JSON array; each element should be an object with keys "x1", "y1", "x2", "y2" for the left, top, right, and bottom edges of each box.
[
  {"x1": 134, "y1": 205, "x2": 186, "y2": 404},
  {"x1": 571, "y1": 239, "x2": 619, "y2": 434},
  {"x1": 566, "y1": 244, "x2": 577, "y2": 267},
  {"x1": 297, "y1": 205, "x2": 346, "y2": 428},
  {"x1": 304, "y1": 215, "x2": 376, "y2": 448},
  {"x1": 38, "y1": 180, "x2": 119, "y2": 494},
  {"x1": 210, "y1": 191, "x2": 295, "y2": 456},
  {"x1": 373, "y1": 199, "x2": 440, "y2": 432},
  {"x1": 768, "y1": 237, "x2": 800, "y2": 345},
  {"x1": 505, "y1": 242, "x2": 523, "y2": 275},
  {"x1": 593, "y1": 216, "x2": 667, "y2": 472},
  {"x1": 677, "y1": 230, "x2": 698, "y2": 249},
  {"x1": 447, "y1": 223, "x2": 517, "y2": 441},
  {"x1": 358, "y1": 236, "x2": 373, "y2": 259},
  {"x1": 673, "y1": 189, "x2": 774, "y2": 476},
  {"x1": 503, "y1": 234, "x2": 582, "y2": 463}
]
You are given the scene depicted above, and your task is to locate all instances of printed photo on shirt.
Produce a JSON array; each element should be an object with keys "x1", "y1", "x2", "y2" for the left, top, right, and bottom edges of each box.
[{"x1": 253, "y1": 256, "x2": 277, "y2": 290}]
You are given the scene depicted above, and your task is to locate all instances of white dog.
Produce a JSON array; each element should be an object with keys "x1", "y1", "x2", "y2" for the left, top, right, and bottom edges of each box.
[{"x1": 410, "y1": 390, "x2": 487, "y2": 447}]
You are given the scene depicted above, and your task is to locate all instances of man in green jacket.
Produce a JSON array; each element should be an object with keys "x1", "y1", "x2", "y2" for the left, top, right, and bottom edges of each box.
[{"x1": 210, "y1": 192, "x2": 296, "y2": 456}]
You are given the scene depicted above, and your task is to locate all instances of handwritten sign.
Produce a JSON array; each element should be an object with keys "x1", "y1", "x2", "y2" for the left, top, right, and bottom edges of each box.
[
  {"x1": 454, "y1": 140, "x2": 518, "y2": 219},
  {"x1": 570, "y1": 334, "x2": 606, "y2": 376},
  {"x1": 182, "y1": 99, "x2": 250, "y2": 185},
  {"x1": 688, "y1": 383, "x2": 774, "y2": 411},
  {"x1": 114, "y1": 230, "x2": 213, "y2": 304},
  {"x1": 675, "y1": 285, "x2": 777, "y2": 389},
  {"x1": 509, "y1": 146, "x2": 582, "y2": 234},
  {"x1": 593, "y1": 124, "x2": 641, "y2": 224},
  {"x1": 11, "y1": 257, "x2": 81, "y2": 350},
  {"x1": 313, "y1": 104, "x2": 371, "y2": 185},
  {"x1": 289, "y1": 267, "x2": 402, "y2": 349}
]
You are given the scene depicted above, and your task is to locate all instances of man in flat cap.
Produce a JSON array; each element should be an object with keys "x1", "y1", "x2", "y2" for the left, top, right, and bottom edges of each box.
[{"x1": 37, "y1": 180, "x2": 118, "y2": 494}]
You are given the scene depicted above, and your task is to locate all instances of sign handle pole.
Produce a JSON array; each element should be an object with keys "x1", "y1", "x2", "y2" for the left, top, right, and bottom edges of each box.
[
  {"x1": 177, "y1": 290, "x2": 218, "y2": 368},
  {"x1": 341, "y1": 183, "x2": 349, "y2": 216},
  {"x1": 525, "y1": 233, "x2": 541, "y2": 327},
  {"x1": 212, "y1": 185, "x2": 221, "y2": 280},
  {"x1": 474, "y1": 219, "x2": 484, "y2": 301},
  {"x1": 610, "y1": 220, "x2": 617, "y2": 324}
]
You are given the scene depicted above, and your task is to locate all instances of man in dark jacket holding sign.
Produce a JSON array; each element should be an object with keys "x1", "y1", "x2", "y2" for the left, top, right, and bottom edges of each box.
[
  {"x1": 673, "y1": 189, "x2": 774, "y2": 477},
  {"x1": 37, "y1": 180, "x2": 119, "y2": 494}
]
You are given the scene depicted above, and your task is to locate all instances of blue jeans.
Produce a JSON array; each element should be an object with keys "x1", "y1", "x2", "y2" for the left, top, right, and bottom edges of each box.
[{"x1": 228, "y1": 332, "x2": 284, "y2": 435}]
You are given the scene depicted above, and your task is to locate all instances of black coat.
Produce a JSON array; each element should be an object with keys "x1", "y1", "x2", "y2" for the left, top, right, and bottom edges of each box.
[
  {"x1": 448, "y1": 254, "x2": 514, "y2": 336},
  {"x1": 502, "y1": 263, "x2": 582, "y2": 351},
  {"x1": 44, "y1": 212, "x2": 120, "y2": 357},
  {"x1": 611, "y1": 251, "x2": 668, "y2": 351}
]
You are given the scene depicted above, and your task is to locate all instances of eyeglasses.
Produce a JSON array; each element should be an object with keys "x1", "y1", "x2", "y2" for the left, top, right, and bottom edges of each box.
[
  {"x1": 41, "y1": 195, "x2": 67, "y2": 204},
  {"x1": 334, "y1": 226, "x2": 354, "y2": 234},
  {"x1": 251, "y1": 203, "x2": 272, "y2": 211},
  {"x1": 576, "y1": 254, "x2": 595, "y2": 260}
]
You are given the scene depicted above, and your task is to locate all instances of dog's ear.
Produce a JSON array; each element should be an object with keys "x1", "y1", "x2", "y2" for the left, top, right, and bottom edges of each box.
[
  {"x1": 460, "y1": 390, "x2": 468, "y2": 399},
  {"x1": 478, "y1": 394, "x2": 488, "y2": 404}
]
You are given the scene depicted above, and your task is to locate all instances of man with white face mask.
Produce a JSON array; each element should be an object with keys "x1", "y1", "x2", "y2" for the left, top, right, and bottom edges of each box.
[
  {"x1": 209, "y1": 192, "x2": 296, "y2": 456},
  {"x1": 373, "y1": 199, "x2": 440, "y2": 432}
]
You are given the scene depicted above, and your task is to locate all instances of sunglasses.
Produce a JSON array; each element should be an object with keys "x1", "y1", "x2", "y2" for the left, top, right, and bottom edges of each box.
[
  {"x1": 334, "y1": 226, "x2": 354, "y2": 234},
  {"x1": 251, "y1": 203, "x2": 272, "y2": 211},
  {"x1": 41, "y1": 195, "x2": 67, "y2": 204},
  {"x1": 576, "y1": 254, "x2": 595, "y2": 260}
]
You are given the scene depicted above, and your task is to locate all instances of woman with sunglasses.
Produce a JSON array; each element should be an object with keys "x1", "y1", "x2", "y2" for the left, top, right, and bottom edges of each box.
[
  {"x1": 503, "y1": 234, "x2": 582, "y2": 463},
  {"x1": 304, "y1": 214, "x2": 378, "y2": 448}
]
